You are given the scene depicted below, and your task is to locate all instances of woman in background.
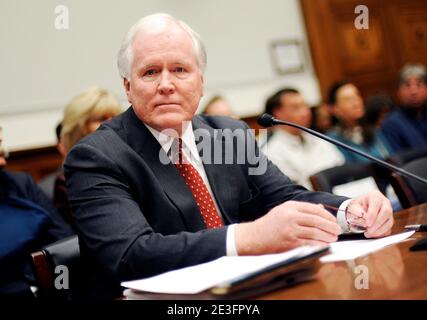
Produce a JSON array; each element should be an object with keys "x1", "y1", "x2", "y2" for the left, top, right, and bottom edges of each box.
[
  {"x1": 326, "y1": 81, "x2": 393, "y2": 164},
  {"x1": 54, "y1": 87, "x2": 123, "y2": 227}
]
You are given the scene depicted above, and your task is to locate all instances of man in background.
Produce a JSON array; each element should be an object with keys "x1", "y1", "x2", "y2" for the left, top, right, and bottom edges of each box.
[
  {"x1": 381, "y1": 63, "x2": 427, "y2": 152},
  {"x1": 262, "y1": 88, "x2": 345, "y2": 189}
]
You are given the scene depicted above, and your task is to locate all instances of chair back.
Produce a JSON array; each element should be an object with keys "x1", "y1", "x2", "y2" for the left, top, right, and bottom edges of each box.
[
  {"x1": 30, "y1": 235, "x2": 81, "y2": 300},
  {"x1": 390, "y1": 157, "x2": 427, "y2": 209},
  {"x1": 388, "y1": 147, "x2": 427, "y2": 167},
  {"x1": 310, "y1": 162, "x2": 384, "y2": 194}
]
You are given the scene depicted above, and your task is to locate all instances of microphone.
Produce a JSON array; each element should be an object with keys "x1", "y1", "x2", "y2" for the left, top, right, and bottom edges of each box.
[{"x1": 257, "y1": 113, "x2": 427, "y2": 185}]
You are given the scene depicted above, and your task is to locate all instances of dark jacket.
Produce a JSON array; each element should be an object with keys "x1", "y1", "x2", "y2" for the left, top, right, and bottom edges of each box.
[
  {"x1": 381, "y1": 107, "x2": 427, "y2": 152},
  {"x1": 0, "y1": 169, "x2": 74, "y2": 298}
]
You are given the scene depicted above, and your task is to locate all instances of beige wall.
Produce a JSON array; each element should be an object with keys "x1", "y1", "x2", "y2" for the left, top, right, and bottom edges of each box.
[{"x1": 0, "y1": 0, "x2": 320, "y2": 151}]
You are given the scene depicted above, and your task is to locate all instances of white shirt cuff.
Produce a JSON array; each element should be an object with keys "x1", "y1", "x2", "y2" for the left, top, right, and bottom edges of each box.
[
  {"x1": 337, "y1": 199, "x2": 352, "y2": 233},
  {"x1": 226, "y1": 224, "x2": 238, "y2": 256}
]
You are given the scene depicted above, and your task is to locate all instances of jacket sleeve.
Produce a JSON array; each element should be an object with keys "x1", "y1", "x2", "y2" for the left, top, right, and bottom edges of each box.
[{"x1": 64, "y1": 141, "x2": 227, "y2": 283}]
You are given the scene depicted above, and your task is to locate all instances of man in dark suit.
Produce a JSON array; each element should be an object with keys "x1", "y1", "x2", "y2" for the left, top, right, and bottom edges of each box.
[{"x1": 64, "y1": 13, "x2": 394, "y2": 299}]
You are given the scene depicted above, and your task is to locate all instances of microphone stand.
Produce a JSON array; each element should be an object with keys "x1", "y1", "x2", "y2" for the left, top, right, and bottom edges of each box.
[{"x1": 259, "y1": 115, "x2": 427, "y2": 186}]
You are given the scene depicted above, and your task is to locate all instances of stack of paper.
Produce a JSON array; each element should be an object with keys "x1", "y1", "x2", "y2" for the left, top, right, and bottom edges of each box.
[{"x1": 121, "y1": 245, "x2": 322, "y2": 296}]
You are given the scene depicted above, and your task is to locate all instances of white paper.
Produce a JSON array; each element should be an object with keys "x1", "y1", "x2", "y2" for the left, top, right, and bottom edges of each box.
[
  {"x1": 320, "y1": 231, "x2": 415, "y2": 263},
  {"x1": 121, "y1": 246, "x2": 321, "y2": 295},
  {"x1": 332, "y1": 177, "x2": 378, "y2": 198}
]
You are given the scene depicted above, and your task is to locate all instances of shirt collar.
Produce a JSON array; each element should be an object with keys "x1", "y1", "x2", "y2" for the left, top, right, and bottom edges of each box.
[{"x1": 144, "y1": 121, "x2": 201, "y2": 163}]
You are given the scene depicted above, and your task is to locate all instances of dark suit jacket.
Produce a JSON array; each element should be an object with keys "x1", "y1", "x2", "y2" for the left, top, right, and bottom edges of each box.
[
  {"x1": 0, "y1": 170, "x2": 73, "y2": 242},
  {"x1": 0, "y1": 169, "x2": 73, "y2": 298},
  {"x1": 64, "y1": 107, "x2": 348, "y2": 299}
]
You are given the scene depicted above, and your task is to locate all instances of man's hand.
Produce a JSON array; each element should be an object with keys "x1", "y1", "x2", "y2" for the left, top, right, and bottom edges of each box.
[
  {"x1": 347, "y1": 190, "x2": 394, "y2": 238},
  {"x1": 235, "y1": 201, "x2": 341, "y2": 255}
]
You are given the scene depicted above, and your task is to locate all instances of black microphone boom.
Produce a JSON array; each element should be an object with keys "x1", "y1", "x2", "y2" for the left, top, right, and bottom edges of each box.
[{"x1": 257, "y1": 113, "x2": 427, "y2": 185}]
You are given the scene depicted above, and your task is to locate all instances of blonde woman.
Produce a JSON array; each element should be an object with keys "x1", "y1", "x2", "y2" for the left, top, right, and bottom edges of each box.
[
  {"x1": 55, "y1": 87, "x2": 123, "y2": 226},
  {"x1": 61, "y1": 87, "x2": 123, "y2": 152}
]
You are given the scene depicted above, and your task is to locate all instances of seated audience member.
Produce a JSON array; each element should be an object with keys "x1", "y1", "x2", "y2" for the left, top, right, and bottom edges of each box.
[
  {"x1": 38, "y1": 123, "x2": 66, "y2": 201},
  {"x1": 261, "y1": 88, "x2": 345, "y2": 189},
  {"x1": 310, "y1": 102, "x2": 335, "y2": 133},
  {"x1": 64, "y1": 13, "x2": 393, "y2": 299},
  {"x1": 326, "y1": 81, "x2": 393, "y2": 163},
  {"x1": 54, "y1": 87, "x2": 123, "y2": 226},
  {"x1": 381, "y1": 63, "x2": 427, "y2": 152},
  {"x1": 0, "y1": 127, "x2": 73, "y2": 298},
  {"x1": 202, "y1": 95, "x2": 238, "y2": 118}
]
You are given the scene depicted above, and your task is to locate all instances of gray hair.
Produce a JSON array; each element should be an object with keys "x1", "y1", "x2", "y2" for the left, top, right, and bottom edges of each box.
[
  {"x1": 399, "y1": 63, "x2": 427, "y2": 85},
  {"x1": 117, "y1": 13, "x2": 207, "y2": 80}
]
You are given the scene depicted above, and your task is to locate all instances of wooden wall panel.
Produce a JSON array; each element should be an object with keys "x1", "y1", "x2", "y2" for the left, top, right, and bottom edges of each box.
[
  {"x1": 300, "y1": 0, "x2": 427, "y2": 102},
  {"x1": 393, "y1": 5, "x2": 427, "y2": 66},
  {"x1": 5, "y1": 146, "x2": 62, "y2": 182}
]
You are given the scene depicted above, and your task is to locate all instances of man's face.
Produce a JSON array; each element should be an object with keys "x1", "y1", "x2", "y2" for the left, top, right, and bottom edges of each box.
[
  {"x1": 124, "y1": 24, "x2": 204, "y2": 134},
  {"x1": 398, "y1": 76, "x2": 427, "y2": 109},
  {"x1": 274, "y1": 93, "x2": 312, "y2": 129},
  {"x1": 333, "y1": 84, "x2": 365, "y2": 123}
]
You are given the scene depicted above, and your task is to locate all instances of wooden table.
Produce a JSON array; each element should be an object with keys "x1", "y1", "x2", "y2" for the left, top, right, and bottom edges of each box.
[{"x1": 259, "y1": 203, "x2": 427, "y2": 299}]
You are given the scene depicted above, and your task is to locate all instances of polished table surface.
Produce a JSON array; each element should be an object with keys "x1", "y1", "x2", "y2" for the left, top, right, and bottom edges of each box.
[{"x1": 259, "y1": 203, "x2": 427, "y2": 299}]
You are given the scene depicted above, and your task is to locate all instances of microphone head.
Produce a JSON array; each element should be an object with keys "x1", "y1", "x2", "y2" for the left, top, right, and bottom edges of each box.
[{"x1": 257, "y1": 113, "x2": 275, "y2": 127}]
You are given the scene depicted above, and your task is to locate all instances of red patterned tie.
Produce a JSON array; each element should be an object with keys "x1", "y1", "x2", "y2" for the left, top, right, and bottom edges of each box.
[{"x1": 174, "y1": 139, "x2": 224, "y2": 229}]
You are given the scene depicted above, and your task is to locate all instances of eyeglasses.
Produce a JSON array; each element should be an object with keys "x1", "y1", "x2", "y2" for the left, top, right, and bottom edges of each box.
[{"x1": 322, "y1": 204, "x2": 367, "y2": 234}]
